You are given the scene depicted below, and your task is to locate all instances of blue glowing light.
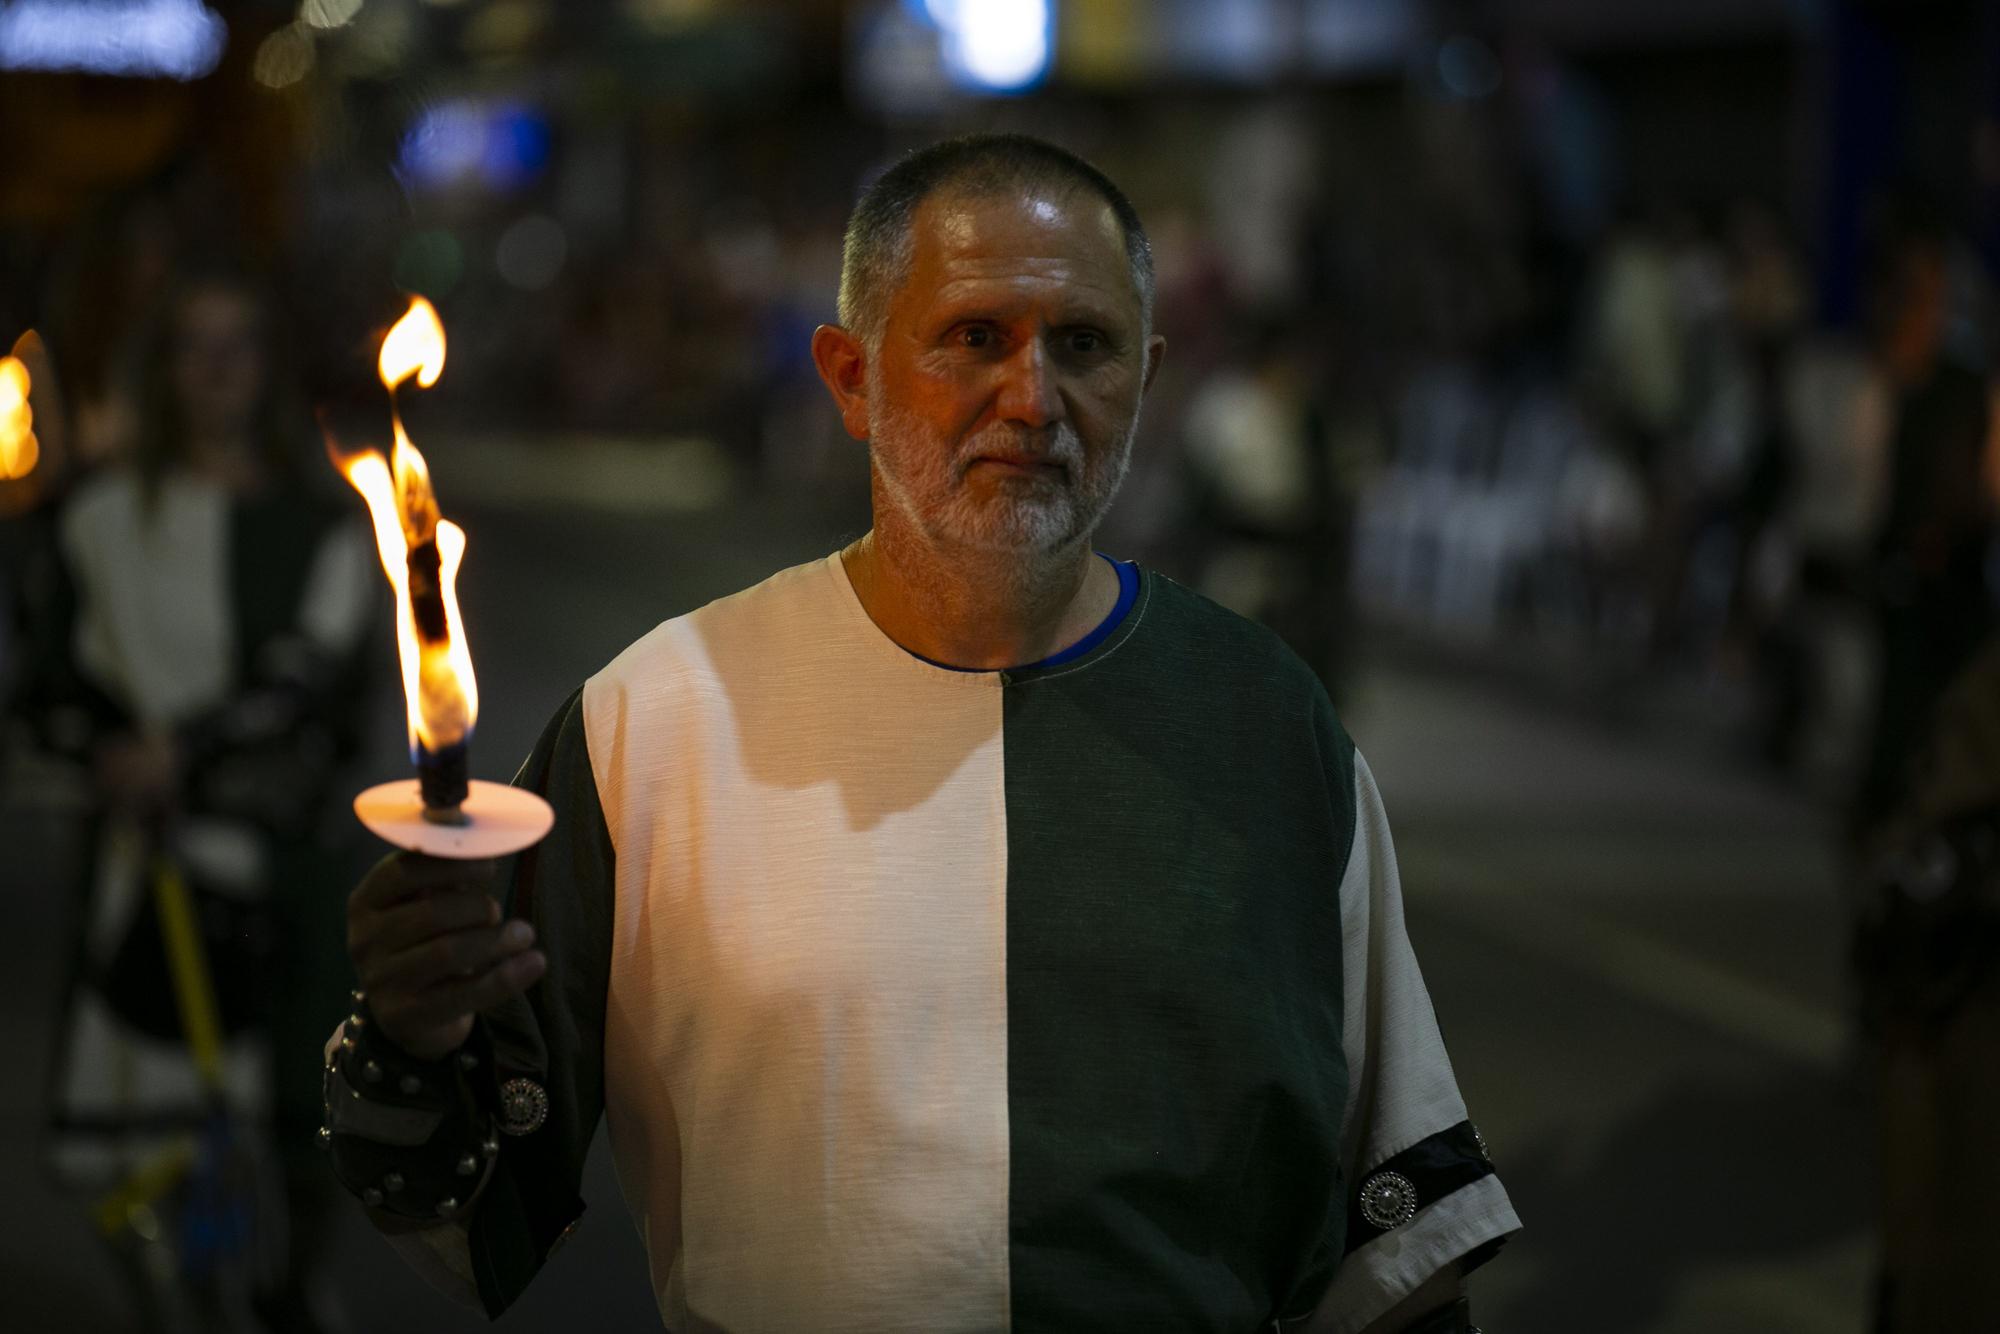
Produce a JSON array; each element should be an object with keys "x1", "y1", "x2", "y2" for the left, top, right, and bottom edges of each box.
[
  {"x1": 480, "y1": 103, "x2": 551, "y2": 192},
  {"x1": 0, "y1": 0, "x2": 226, "y2": 81},
  {"x1": 398, "y1": 100, "x2": 551, "y2": 194}
]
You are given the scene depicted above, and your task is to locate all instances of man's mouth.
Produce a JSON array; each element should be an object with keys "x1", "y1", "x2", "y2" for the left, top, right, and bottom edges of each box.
[{"x1": 967, "y1": 455, "x2": 1066, "y2": 477}]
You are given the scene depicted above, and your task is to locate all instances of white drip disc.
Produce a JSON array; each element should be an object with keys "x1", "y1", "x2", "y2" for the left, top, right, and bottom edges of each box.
[{"x1": 354, "y1": 778, "x2": 554, "y2": 859}]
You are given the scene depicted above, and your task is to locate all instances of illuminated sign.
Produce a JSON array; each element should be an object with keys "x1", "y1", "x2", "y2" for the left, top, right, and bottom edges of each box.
[{"x1": 0, "y1": 0, "x2": 226, "y2": 81}]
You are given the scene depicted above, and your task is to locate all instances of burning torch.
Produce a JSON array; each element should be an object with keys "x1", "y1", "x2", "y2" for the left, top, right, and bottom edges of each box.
[
  {"x1": 332, "y1": 297, "x2": 552, "y2": 859},
  {"x1": 1, "y1": 333, "x2": 41, "y2": 485}
]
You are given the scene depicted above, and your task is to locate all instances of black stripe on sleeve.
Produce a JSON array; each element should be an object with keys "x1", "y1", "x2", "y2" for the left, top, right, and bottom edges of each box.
[{"x1": 1343, "y1": 1119, "x2": 1497, "y2": 1256}]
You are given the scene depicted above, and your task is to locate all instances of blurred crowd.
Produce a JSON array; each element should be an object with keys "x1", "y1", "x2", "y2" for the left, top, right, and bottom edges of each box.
[{"x1": 1347, "y1": 196, "x2": 1996, "y2": 824}]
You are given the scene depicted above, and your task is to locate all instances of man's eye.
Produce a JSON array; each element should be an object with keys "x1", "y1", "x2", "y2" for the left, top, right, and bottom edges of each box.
[
  {"x1": 959, "y1": 326, "x2": 994, "y2": 349},
  {"x1": 1066, "y1": 330, "x2": 1103, "y2": 354}
]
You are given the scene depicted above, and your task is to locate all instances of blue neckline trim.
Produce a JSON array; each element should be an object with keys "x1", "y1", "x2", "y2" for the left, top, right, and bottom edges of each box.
[{"x1": 907, "y1": 553, "x2": 1139, "y2": 673}]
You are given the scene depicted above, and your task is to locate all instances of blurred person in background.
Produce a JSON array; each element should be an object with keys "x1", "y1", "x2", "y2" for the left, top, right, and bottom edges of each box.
[
  {"x1": 1577, "y1": 205, "x2": 1689, "y2": 494},
  {"x1": 41, "y1": 188, "x2": 186, "y2": 473},
  {"x1": 1648, "y1": 202, "x2": 1809, "y2": 671},
  {"x1": 12, "y1": 266, "x2": 377, "y2": 1332},
  {"x1": 1180, "y1": 312, "x2": 1345, "y2": 688},
  {"x1": 1854, "y1": 634, "x2": 2000, "y2": 1332},
  {"x1": 1707, "y1": 205, "x2": 1811, "y2": 699},
  {"x1": 1851, "y1": 214, "x2": 1997, "y2": 838},
  {"x1": 1746, "y1": 223, "x2": 1907, "y2": 789},
  {"x1": 1839, "y1": 216, "x2": 2000, "y2": 1334},
  {"x1": 322, "y1": 133, "x2": 1516, "y2": 1334},
  {"x1": 1572, "y1": 204, "x2": 1708, "y2": 664}
]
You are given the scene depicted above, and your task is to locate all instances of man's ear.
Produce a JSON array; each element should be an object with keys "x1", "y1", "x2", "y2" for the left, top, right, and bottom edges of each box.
[
  {"x1": 811, "y1": 324, "x2": 872, "y2": 442},
  {"x1": 1141, "y1": 334, "x2": 1167, "y2": 395}
]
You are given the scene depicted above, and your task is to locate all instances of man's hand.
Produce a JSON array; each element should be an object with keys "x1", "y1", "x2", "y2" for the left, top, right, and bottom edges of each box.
[{"x1": 346, "y1": 852, "x2": 547, "y2": 1061}]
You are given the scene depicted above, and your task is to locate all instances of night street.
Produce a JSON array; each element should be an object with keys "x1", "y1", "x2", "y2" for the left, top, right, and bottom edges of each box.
[
  {"x1": 5, "y1": 465, "x2": 1872, "y2": 1333},
  {"x1": 12, "y1": 1, "x2": 1992, "y2": 1327}
]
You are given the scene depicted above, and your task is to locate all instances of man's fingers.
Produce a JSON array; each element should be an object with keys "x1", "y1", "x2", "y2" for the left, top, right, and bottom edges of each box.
[
  {"x1": 395, "y1": 949, "x2": 548, "y2": 1028},
  {"x1": 365, "y1": 889, "x2": 501, "y2": 955}
]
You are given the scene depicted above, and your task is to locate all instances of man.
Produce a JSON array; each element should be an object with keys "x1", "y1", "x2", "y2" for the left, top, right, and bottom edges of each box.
[{"x1": 326, "y1": 134, "x2": 1519, "y2": 1333}]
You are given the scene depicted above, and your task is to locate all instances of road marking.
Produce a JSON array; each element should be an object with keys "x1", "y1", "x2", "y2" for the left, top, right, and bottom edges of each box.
[{"x1": 1408, "y1": 847, "x2": 1847, "y2": 1071}]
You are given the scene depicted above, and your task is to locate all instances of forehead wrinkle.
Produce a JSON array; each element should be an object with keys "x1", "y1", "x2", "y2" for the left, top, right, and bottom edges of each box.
[
  {"x1": 932, "y1": 264, "x2": 1131, "y2": 306},
  {"x1": 919, "y1": 250, "x2": 1136, "y2": 325}
]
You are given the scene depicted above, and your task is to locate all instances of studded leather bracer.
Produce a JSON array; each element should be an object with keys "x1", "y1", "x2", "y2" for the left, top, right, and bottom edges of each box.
[{"x1": 321, "y1": 993, "x2": 545, "y2": 1226}]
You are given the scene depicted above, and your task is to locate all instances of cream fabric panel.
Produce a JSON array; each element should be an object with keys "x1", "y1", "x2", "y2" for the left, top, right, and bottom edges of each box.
[
  {"x1": 61, "y1": 471, "x2": 233, "y2": 729},
  {"x1": 585, "y1": 556, "x2": 1014, "y2": 1333}
]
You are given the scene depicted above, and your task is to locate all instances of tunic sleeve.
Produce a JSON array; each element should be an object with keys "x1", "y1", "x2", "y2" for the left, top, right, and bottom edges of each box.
[
  {"x1": 465, "y1": 685, "x2": 617, "y2": 1316},
  {"x1": 1296, "y1": 749, "x2": 1521, "y2": 1333}
]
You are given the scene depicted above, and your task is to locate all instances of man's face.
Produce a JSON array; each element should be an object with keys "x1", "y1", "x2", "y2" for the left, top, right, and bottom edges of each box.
[{"x1": 863, "y1": 188, "x2": 1157, "y2": 555}]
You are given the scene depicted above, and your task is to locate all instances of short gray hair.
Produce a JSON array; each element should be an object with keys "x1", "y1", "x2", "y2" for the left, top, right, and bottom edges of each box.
[{"x1": 837, "y1": 133, "x2": 1155, "y2": 348}]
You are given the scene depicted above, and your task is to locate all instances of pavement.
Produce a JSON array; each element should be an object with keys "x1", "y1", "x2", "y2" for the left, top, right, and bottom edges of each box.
[{"x1": 2, "y1": 472, "x2": 1874, "y2": 1333}]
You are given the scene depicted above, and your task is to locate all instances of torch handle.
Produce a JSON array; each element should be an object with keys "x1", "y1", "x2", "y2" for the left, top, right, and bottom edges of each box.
[{"x1": 407, "y1": 539, "x2": 448, "y2": 641}]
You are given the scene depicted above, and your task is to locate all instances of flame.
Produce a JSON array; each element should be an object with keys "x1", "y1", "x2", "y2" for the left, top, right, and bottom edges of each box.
[
  {"x1": 378, "y1": 294, "x2": 445, "y2": 392},
  {"x1": 330, "y1": 296, "x2": 477, "y2": 757},
  {"x1": 0, "y1": 352, "x2": 37, "y2": 481}
]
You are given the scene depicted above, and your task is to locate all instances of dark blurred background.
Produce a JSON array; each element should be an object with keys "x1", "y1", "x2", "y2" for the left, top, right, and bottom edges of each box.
[{"x1": 4, "y1": 1, "x2": 1999, "y2": 1331}]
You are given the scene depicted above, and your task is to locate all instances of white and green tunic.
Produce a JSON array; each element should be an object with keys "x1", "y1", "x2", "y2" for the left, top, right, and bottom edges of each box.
[{"x1": 468, "y1": 553, "x2": 1518, "y2": 1332}]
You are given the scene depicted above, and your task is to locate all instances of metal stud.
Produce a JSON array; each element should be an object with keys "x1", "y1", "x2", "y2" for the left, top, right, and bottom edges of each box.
[
  {"x1": 350, "y1": 989, "x2": 365, "y2": 1005},
  {"x1": 482, "y1": 1134, "x2": 500, "y2": 1158},
  {"x1": 398, "y1": 1074, "x2": 422, "y2": 1096},
  {"x1": 338, "y1": 1034, "x2": 356, "y2": 1054},
  {"x1": 1358, "y1": 1171, "x2": 1419, "y2": 1232},
  {"x1": 347, "y1": 1012, "x2": 364, "y2": 1030},
  {"x1": 437, "y1": 1197, "x2": 460, "y2": 1219},
  {"x1": 383, "y1": 1172, "x2": 404, "y2": 1193},
  {"x1": 361, "y1": 1187, "x2": 384, "y2": 1207},
  {"x1": 316, "y1": 1127, "x2": 331, "y2": 1151},
  {"x1": 362, "y1": 1059, "x2": 383, "y2": 1084},
  {"x1": 456, "y1": 1155, "x2": 478, "y2": 1177},
  {"x1": 456, "y1": 1050, "x2": 478, "y2": 1072},
  {"x1": 498, "y1": 1078, "x2": 550, "y2": 1136}
]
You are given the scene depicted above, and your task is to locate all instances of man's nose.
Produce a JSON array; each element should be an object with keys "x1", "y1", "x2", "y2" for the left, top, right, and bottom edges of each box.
[{"x1": 993, "y1": 338, "x2": 1063, "y2": 429}]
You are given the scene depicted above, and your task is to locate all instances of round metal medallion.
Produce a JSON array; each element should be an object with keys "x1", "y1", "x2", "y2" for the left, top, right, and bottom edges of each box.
[
  {"x1": 499, "y1": 1077, "x2": 550, "y2": 1136},
  {"x1": 1358, "y1": 1170, "x2": 1419, "y2": 1231}
]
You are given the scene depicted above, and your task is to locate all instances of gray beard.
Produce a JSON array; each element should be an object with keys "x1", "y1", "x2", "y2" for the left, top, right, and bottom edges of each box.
[{"x1": 866, "y1": 406, "x2": 1135, "y2": 557}]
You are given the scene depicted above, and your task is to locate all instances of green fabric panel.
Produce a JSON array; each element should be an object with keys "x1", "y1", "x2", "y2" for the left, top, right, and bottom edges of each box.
[
  {"x1": 1001, "y1": 572, "x2": 1355, "y2": 1332},
  {"x1": 470, "y1": 687, "x2": 616, "y2": 1316}
]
